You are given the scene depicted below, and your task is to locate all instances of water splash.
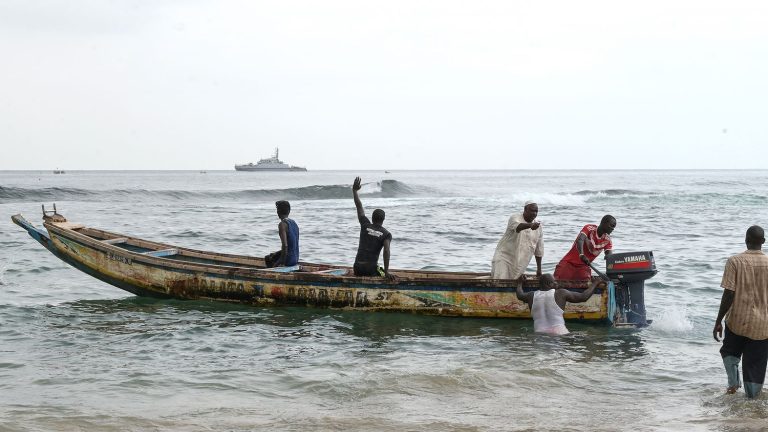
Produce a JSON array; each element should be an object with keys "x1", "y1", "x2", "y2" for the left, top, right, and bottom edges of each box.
[{"x1": 649, "y1": 305, "x2": 694, "y2": 332}]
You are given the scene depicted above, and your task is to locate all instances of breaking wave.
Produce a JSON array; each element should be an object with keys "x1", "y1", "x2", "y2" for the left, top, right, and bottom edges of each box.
[
  {"x1": 0, "y1": 180, "x2": 420, "y2": 203},
  {"x1": 573, "y1": 189, "x2": 658, "y2": 197}
]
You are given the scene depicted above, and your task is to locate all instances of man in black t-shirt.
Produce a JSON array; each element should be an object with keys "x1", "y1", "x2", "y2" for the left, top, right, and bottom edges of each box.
[{"x1": 352, "y1": 177, "x2": 394, "y2": 279}]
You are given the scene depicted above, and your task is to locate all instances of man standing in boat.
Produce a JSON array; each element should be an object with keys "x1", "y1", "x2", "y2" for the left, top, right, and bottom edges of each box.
[
  {"x1": 554, "y1": 215, "x2": 616, "y2": 281},
  {"x1": 351, "y1": 177, "x2": 393, "y2": 279},
  {"x1": 265, "y1": 200, "x2": 300, "y2": 268},
  {"x1": 713, "y1": 225, "x2": 768, "y2": 399},
  {"x1": 516, "y1": 274, "x2": 598, "y2": 335},
  {"x1": 491, "y1": 201, "x2": 543, "y2": 279}
]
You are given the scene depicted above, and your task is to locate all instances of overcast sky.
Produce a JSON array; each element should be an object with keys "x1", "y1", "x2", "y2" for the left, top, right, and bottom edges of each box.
[{"x1": 1, "y1": 1, "x2": 766, "y2": 170}]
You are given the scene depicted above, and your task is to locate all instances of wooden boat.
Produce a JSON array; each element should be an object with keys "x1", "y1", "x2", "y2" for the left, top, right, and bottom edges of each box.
[{"x1": 11, "y1": 207, "x2": 656, "y2": 326}]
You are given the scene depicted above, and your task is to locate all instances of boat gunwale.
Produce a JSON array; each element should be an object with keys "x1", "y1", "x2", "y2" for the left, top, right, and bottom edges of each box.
[{"x1": 44, "y1": 220, "x2": 604, "y2": 292}]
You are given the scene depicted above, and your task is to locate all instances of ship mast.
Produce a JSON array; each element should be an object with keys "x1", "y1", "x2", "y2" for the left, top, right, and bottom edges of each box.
[{"x1": 274, "y1": 147, "x2": 279, "y2": 160}]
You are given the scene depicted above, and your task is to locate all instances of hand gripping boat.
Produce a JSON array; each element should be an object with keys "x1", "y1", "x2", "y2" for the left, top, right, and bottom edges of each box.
[{"x1": 12, "y1": 206, "x2": 657, "y2": 327}]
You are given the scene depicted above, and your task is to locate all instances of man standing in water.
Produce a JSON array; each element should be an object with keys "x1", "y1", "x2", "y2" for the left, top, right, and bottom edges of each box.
[
  {"x1": 713, "y1": 225, "x2": 768, "y2": 398},
  {"x1": 491, "y1": 201, "x2": 543, "y2": 279},
  {"x1": 516, "y1": 274, "x2": 598, "y2": 335},
  {"x1": 351, "y1": 177, "x2": 394, "y2": 279},
  {"x1": 265, "y1": 200, "x2": 300, "y2": 268},
  {"x1": 554, "y1": 215, "x2": 616, "y2": 281}
]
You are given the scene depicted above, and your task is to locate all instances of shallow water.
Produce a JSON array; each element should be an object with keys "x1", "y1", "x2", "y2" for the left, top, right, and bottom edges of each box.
[{"x1": 1, "y1": 170, "x2": 768, "y2": 431}]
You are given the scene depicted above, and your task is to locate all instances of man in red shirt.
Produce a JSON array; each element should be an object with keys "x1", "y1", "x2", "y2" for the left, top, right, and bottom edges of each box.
[{"x1": 554, "y1": 215, "x2": 616, "y2": 281}]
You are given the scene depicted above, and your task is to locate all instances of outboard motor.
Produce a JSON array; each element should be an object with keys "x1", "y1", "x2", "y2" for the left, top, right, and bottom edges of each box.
[{"x1": 606, "y1": 251, "x2": 658, "y2": 327}]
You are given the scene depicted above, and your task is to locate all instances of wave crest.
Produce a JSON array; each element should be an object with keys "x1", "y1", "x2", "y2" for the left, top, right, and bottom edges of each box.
[{"x1": 0, "y1": 180, "x2": 418, "y2": 203}]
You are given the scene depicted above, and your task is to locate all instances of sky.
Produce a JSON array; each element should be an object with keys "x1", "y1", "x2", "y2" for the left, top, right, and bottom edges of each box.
[{"x1": 1, "y1": 0, "x2": 767, "y2": 170}]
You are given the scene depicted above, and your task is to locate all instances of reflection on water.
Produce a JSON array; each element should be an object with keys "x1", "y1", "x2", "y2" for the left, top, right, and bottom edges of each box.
[{"x1": 62, "y1": 297, "x2": 651, "y2": 364}]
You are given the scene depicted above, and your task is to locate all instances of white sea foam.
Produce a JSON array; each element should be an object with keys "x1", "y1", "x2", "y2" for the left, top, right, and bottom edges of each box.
[
  {"x1": 360, "y1": 181, "x2": 383, "y2": 195},
  {"x1": 649, "y1": 305, "x2": 694, "y2": 332},
  {"x1": 505, "y1": 192, "x2": 587, "y2": 207}
]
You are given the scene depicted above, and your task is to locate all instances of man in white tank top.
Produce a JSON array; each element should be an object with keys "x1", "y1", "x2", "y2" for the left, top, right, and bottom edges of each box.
[{"x1": 516, "y1": 274, "x2": 599, "y2": 335}]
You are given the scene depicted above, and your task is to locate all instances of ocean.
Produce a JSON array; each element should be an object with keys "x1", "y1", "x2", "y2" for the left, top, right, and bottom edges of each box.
[{"x1": 1, "y1": 169, "x2": 767, "y2": 431}]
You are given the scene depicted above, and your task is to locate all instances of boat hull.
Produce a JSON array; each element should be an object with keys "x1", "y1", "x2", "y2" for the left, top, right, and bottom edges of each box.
[{"x1": 13, "y1": 215, "x2": 611, "y2": 322}]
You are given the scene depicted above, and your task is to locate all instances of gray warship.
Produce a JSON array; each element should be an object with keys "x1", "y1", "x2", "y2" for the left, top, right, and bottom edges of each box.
[{"x1": 234, "y1": 148, "x2": 307, "y2": 172}]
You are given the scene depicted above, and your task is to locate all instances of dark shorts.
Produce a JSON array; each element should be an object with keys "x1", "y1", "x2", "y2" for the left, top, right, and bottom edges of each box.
[
  {"x1": 721, "y1": 325, "x2": 768, "y2": 395},
  {"x1": 353, "y1": 261, "x2": 379, "y2": 277},
  {"x1": 265, "y1": 251, "x2": 282, "y2": 268}
]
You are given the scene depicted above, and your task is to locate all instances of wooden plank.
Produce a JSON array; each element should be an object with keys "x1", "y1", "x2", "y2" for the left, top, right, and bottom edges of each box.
[
  {"x1": 141, "y1": 248, "x2": 178, "y2": 257},
  {"x1": 102, "y1": 237, "x2": 128, "y2": 245},
  {"x1": 311, "y1": 269, "x2": 348, "y2": 276},
  {"x1": 257, "y1": 265, "x2": 300, "y2": 273},
  {"x1": 53, "y1": 222, "x2": 85, "y2": 230}
]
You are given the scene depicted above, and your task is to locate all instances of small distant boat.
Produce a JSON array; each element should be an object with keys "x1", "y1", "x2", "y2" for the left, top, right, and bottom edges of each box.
[
  {"x1": 235, "y1": 148, "x2": 307, "y2": 172},
  {"x1": 11, "y1": 207, "x2": 658, "y2": 327},
  {"x1": 199, "y1": 171, "x2": 207, "y2": 174},
  {"x1": 53, "y1": 169, "x2": 65, "y2": 174}
]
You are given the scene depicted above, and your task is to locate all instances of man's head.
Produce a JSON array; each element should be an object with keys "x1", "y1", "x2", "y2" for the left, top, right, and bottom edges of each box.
[
  {"x1": 539, "y1": 273, "x2": 558, "y2": 291},
  {"x1": 372, "y1": 208, "x2": 385, "y2": 225},
  {"x1": 523, "y1": 201, "x2": 538, "y2": 223},
  {"x1": 599, "y1": 214, "x2": 616, "y2": 235},
  {"x1": 275, "y1": 200, "x2": 291, "y2": 218},
  {"x1": 746, "y1": 225, "x2": 765, "y2": 250}
]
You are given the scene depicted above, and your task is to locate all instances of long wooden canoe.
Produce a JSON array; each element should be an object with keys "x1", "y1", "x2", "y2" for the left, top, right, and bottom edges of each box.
[{"x1": 12, "y1": 212, "x2": 621, "y2": 324}]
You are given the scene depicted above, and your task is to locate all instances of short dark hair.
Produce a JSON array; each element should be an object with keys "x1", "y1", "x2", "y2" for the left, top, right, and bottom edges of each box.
[
  {"x1": 747, "y1": 225, "x2": 765, "y2": 243},
  {"x1": 275, "y1": 200, "x2": 291, "y2": 216},
  {"x1": 372, "y1": 208, "x2": 385, "y2": 224},
  {"x1": 601, "y1": 214, "x2": 616, "y2": 225}
]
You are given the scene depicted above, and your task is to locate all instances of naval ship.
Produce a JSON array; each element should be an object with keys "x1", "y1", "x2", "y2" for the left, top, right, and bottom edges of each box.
[{"x1": 234, "y1": 148, "x2": 307, "y2": 172}]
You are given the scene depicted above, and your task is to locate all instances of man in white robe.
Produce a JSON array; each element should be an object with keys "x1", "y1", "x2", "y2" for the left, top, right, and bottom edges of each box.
[{"x1": 491, "y1": 201, "x2": 543, "y2": 279}]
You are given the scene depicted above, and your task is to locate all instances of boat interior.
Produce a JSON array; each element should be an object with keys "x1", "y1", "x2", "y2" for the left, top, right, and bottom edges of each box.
[{"x1": 57, "y1": 222, "x2": 493, "y2": 282}]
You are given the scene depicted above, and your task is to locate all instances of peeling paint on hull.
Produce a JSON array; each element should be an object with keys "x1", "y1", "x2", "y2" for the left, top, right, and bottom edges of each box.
[{"x1": 13, "y1": 214, "x2": 610, "y2": 322}]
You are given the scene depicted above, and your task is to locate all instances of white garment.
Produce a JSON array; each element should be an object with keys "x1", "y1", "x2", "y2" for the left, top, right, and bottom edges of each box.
[
  {"x1": 532, "y1": 290, "x2": 569, "y2": 335},
  {"x1": 491, "y1": 213, "x2": 544, "y2": 279}
]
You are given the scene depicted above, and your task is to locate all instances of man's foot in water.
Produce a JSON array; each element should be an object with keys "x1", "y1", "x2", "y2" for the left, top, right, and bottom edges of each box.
[{"x1": 725, "y1": 385, "x2": 739, "y2": 394}]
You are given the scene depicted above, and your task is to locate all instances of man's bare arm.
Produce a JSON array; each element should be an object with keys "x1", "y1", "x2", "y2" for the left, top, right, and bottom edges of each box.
[
  {"x1": 562, "y1": 278, "x2": 599, "y2": 304},
  {"x1": 352, "y1": 177, "x2": 366, "y2": 223},
  {"x1": 383, "y1": 238, "x2": 393, "y2": 279},
  {"x1": 516, "y1": 279, "x2": 533, "y2": 307},
  {"x1": 576, "y1": 233, "x2": 589, "y2": 264},
  {"x1": 713, "y1": 290, "x2": 735, "y2": 342},
  {"x1": 277, "y1": 221, "x2": 288, "y2": 266}
]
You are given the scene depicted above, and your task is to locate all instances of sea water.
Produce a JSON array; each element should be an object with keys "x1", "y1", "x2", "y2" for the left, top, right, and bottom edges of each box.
[{"x1": 1, "y1": 170, "x2": 767, "y2": 431}]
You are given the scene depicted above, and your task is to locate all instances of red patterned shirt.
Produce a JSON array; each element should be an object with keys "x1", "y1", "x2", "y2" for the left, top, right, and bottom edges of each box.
[{"x1": 560, "y1": 224, "x2": 613, "y2": 265}]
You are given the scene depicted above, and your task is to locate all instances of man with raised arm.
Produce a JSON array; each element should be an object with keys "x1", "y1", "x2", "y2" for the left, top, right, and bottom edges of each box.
[
  {"x1": 264, "y1": 200, "x2": 300, "y2": 268},
  {"x1": 491, "y1": 201, "x2": 543, "y2": 279},
  {"x1": 713, "y1": 225, "x2": 768, "y2": 399},
  {"x1": 516, "y1": 274, "x2": 599, "y2": 335},
  {"x1": 554, "y1": 215, "x2": 616, "y2": 281},
  {"x1": 351, "y1": 177, "x2": 393, "y2": 279}
]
